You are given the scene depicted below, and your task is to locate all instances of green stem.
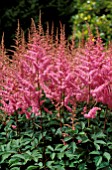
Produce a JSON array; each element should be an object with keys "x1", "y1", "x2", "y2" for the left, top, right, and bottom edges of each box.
[{"x1": 88, "y1": 119, "x2": 90, "y2": 127}]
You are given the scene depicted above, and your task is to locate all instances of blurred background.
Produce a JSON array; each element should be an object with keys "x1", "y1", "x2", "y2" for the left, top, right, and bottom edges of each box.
[{"x1": 0, "y1": 0, "x2": 112, "y2": 49}]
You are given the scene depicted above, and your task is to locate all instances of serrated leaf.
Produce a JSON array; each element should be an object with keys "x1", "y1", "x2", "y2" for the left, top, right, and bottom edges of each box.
[
  {"x1": 103, "y1": 152, "x2": 111, "y2": 162},
  {"x1": 26, "y1": 166, "x2": 37, "y2": 170}
]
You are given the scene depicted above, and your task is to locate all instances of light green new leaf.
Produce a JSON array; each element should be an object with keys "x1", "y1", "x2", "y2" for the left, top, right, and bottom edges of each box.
[
  {"x1": 94, "y1": 142, "x2": 100, "y2": 150},
  {"x1": 89, "y1": 151, "x2": 100, "y2": 155},
  {"x1": 95, "y1": 140, "x2": 106, "y2": 145},
  {"x1": 10, "y1": 167, "x2": 20, "y2": 170},
  {"x1": 50, "y1": 152, "x2": 56, "y2": 160},
  {"x1": 47, "y1": 145, "x2": 54, "y2": 151},
  {"x1": 26, "y1": 166, "x2": 38, "y2": 170},
  {"x1": 103, "y1": 152, "x2": 111, "y2": 162}
]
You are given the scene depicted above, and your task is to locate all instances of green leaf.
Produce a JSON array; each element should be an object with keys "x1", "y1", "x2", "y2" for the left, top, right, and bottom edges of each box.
[
  {"x1": 64, "y1": 136, "x2": 72, "y2": 142},
  {"x1": 79, "y1": 132, "x2": 86, "y2": 135},
  {"x1": 9, "y1": 158, "x2": 20, "y2": 166},
  {"x1": 55, "y1": 128, "x2": 62, "y2": 136},
  {"x1": 61, "y1": 145, "x2": 68, "y2": 152},
  {"x1": 26, "y1": 166, "x2": 38, "y2": 170},
  {"x1": 38, "y1": 162, "x2": 43, "y2": 167},
  {"x1": 53, "y1": 166, "x2": 65, "y2": 170},
  {"x1": 10, "y1": 161, "x2": 23, "y2": 167},
  {"x1": 10, "y1": 167, "x2": 20, "y2": 170},
  {"x1": 95, "y1": 140, "x2": 106, "y2": 145},
  {"x1": 94, "y1": 142, "x2": 100, "y2": 150},
  {"x1": 96, "y1": 162, "x2": 109, "y2": 169},
  {"x1": 50, "y1": 153, "x2": 56, "y2": 160},
  {"x1": 32, "y1": 150, "x2": 41, "y2": 157},
  {"x1": 80, "y1": 122, "x2": 85, "y2": 129},
  {"x1": 1, "y1": 153, "x2": 11, "y2": 163},
  {"x1": 38, "y1": 134, "x2": 43, "y2": 141},
  {"x1": 46, "y1": 161, "x2": 54, "y2": 167},
  {"x1": 89, "y1": 151, "x2": 100, "y2": 155},
  {"x1": 6, "y1": 141, "x2": 11, "y2": 151},
  {"x1": 26, "y1": 150, "x2": 32, "y2": 155},
  {"x1": 57, "y1": 152, "x2": 64, "y2": 160},
  {"x1": 47, "y1": 145, "x2": 54, "y2": 151},
  {"x1": 103, "y1": 152, "x2": 111, "y2": 162},
  {"x1": 94, "y1": 156, "x2": 102, "y2": 167},
  {"x1": 71, "y1": 142, "x2": 77, "y2": 153},
  {"x1": 11, "y1": 154, "x2": 25, "y2": 160},
  {"x1": 55, "y1": 144, "x2": 63, "y2": 151},
  {"x1": 22, "y1": 153, "x2": 33, "y2": 163},
  {"x1": 91, "y1": 132, "x2": 106, "y2": 140},
  {"x1": 69, "y1": 162, "x2": 75, "y2": 167},
  {"x1": 65, "y1": 151, "x2": 74, "y2": 159}
]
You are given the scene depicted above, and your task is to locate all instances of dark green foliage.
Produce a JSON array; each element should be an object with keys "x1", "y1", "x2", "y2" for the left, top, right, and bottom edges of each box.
[{"x1": 0, "y1": 103, "x2": 112, "y2": 169}]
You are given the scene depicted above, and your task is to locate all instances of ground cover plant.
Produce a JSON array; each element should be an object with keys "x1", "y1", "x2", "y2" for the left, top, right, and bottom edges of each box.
[{"x1": 0, "y1": 16, "x2": 112, "y2": 169}]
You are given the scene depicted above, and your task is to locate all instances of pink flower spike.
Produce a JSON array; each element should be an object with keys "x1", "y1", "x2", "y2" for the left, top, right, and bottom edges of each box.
[{"x1": 84, "y1": 107, "x2": 101, "y2": 119}]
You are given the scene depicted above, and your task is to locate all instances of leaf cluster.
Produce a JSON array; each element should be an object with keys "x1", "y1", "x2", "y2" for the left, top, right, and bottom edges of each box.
[{"x1": 0, "y1": 105, "x2": 112, "y2": 169}]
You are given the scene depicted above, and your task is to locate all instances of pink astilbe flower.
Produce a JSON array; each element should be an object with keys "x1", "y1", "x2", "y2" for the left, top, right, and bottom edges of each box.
[
  {"x1": 1, "y1": 21, "x2": 112, "y2": 120},
  {"x1": 74, "y1": 30, "x2": 112, "y2": 108},
  {"x1": 84, "y1": 107, "x2": 101, "y2": 119}
]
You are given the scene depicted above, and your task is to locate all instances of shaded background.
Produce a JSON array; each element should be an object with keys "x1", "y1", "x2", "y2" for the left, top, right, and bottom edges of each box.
[{"x1": 0, "y1": 0, "x2": 112, "y2": 50}]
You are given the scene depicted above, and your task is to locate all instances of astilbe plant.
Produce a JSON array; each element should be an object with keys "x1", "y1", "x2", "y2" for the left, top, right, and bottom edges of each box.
[
  {"x1": 0, "y1": 19, "x2": 112, "y2": 122},
  {"x1": 0, "y1": 20, "x2": 77, "y2": 120}
]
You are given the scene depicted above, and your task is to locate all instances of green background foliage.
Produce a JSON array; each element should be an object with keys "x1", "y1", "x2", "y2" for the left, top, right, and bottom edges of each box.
[
  {"x1": 0, "y1": 0, "x2": 76, "y2": 49},
  {"x1": 72, "y1": 0, "x2": 112, "y2": 43}
]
